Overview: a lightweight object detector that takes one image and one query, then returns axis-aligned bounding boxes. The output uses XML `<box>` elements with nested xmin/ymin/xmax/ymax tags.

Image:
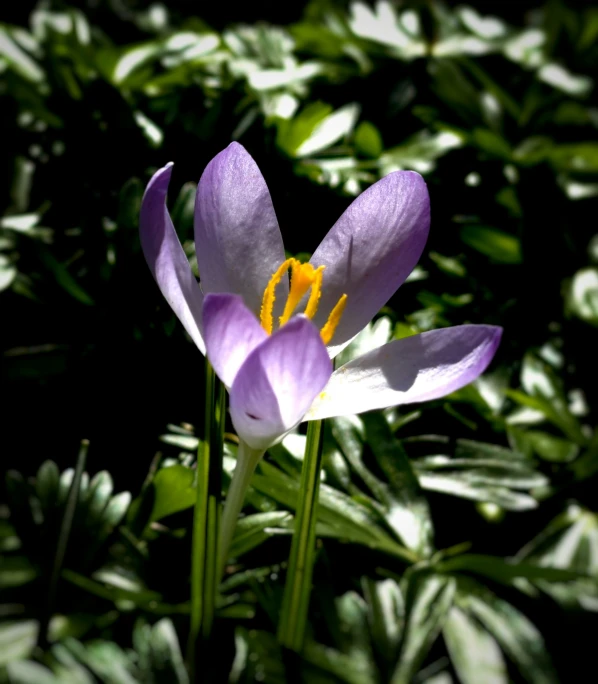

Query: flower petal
<box><xmin>230</xmin><ymin>316</ymin><xmax>332</xmax><ymax>450</ymax></box>
<box><xmin>194</xmin><ymin>142</ymin><xmax>287</xmax><ymax>316</ymax></box>
<box><xmin>140</xmin><ymin>163</ymin><xmax>205</xmax><ymax>353</ymax></box>
<box><xmin>310</xmin><ymin>171</ymin><xmax>430</xmax><ymax>355</ymax></box>
<box><xmin>307</xmin><ymin>325</ymin><xmax>502</xmax><ymax>420</ymax></box>
<box><xmin>203</xmin><ymin>293</ymin><xmax>268</xmax><ymax>388</ymax></box>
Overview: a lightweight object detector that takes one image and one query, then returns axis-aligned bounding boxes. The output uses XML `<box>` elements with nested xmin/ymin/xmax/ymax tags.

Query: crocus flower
<box><xmin>140</xmin><ymin>142</ymin><xmax>502</xmax><ymax>565</ymax></box>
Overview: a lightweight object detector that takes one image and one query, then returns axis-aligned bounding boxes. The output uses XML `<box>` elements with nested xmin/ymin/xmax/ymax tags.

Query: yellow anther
<box><xmin>304</xmin><ymin>266</ymin><xmax>325</xmax><ymax>319</ymax></box>
<box><xmin>320</xmin><ymin>294</ymin><xmax>348</xmax><ymax>345</ymax></box>
<box><xmin>279</xmin><ymin>262</ymin><xmax>321</xmax><ymax>327</ymax></box>
<box><xmin>260</xmin><ymin>258</ymin><xmax>294</xmax><ymax>334</ymax></box>
<box><xmin>260</xmin><ymin>258</ymin><xmax>346</xmax><ymax>343</ymax></box>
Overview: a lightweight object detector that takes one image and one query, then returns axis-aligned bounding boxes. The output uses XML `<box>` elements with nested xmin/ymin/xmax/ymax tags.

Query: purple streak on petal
<box><xmin>230</xmin><ymin>316</ymin><xmax>332</xmax><ymax>450</ymax></box>
<box><xmin>194</xmin><ymin>142</ymin><xmax>287</xmax><ymax>316</ymax></box>
<box><xmin>309</xmin><ymin>171</ymin><xmax>430</xmax><ymax>350</ymax></box>
<box><xmin>203</xmin><ymin>293</ymin><xmax>268</xmax><ymax>388</ymax></box>
<box><xmin>307</xmin><ymin>325</ymin><xmax>502</xmax><ymax>420</ymax></box>
<box><xmin>140</xmin><ymin>163</ymin><xmax>205</xmax><ymax>353</ymax></box>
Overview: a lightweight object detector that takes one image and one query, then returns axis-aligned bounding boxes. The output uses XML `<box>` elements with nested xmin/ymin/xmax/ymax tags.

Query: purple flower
<box><xmin>140</xmin><ymin>142</ymin><xmax>501</xmax><ymax>450</ymax></box>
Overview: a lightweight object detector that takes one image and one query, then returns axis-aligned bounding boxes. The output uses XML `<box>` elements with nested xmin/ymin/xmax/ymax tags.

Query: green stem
<box><xmin>38</xmin><ymin>439</ymin><xmax>89</xmax><ymax>647</ymax></box>
<box><xmin>187</xmin><ymin>360</ymin><xmax>225</xmax><ymax>676</ymax></box>
<box><xmin>277</xmin><ymin>419</ymin><xmax>324</xmax><ymax>652</ymax></box>
<box><xmin>202</xmin><ymin>376</ymin><xmax>225</xmax><ymax>639</ymax></box>
<box><xmin>218</xmin><ymin>440</ymin><xmax>264</xmax><ymax>579</ymax></box>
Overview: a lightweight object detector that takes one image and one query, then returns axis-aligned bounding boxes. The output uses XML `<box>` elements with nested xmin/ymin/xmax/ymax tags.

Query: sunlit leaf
<box><xmin>443</xmin><ymin>606</ymin><xmax>508</xmax><ymax>684</ymax></box>
<box><xmin>0</xmin><ymin>621</ymin><xmax>37</xmax><ymax>666</ymax></box>
<box><xmin>460</xmin><ymin>225</ymin><xmax>522</xmax><ymax>264</ymax></box>
<box><xmin>391</xmin><ymin>573</ymin><xmax>456</xmax><ymax>684</ymax></box>
<box><xmin>151</xmin><ymin>465</ymin><xmax>196</xmax><ymax>523</ymax></box>
<box><xmin>461</xmin><ymin>583</ymin><xmax>557</xmax><ymax>684</ymax></box>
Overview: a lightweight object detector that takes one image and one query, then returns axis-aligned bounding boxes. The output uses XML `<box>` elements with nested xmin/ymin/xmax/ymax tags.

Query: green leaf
<box><xmin>0</xmin><ymin>27</ymin><xmax>45</xmax><ymax>83</ymax></box>
<box><xmin>229</xmin><ymin>511</ymin><xmax>293</xmax><ymax>558</ymax></box>
<box><xmin>303</xmin><ymin>640</ymin><xmax>377</xmax><ymax>684</ymax></box>
<box><xmin>159</xmin><ymin>433</ymin><xmax>200</xmax><ymax>451</ymax></box>
<box><xmin>461</xmin><ymin>584</ymin><xmax>557</xmax><ymax>684</ymax></box>
<box><xmin>170</xmin><ymin>182</ymin><xmax>197</xmax><ymax>237</ymax></box>
<box><xmin>567</xmin><ymin>267</ymin><xmax>598</xmax><ymax>325</ymax></box>
<box><xmin>134</xmin><ymin>618</ymin><xmax>189</xmax><ymax>684</ymax></box>
<box><xmin>550</xmin><ymin>143</ymin><xmax>598</xmax><ymax>175</ymax></box>
<box><xmin>525</xmin><ymin>431</ymin><xmax>579</xmax><ymax>463</ymax></box>
<box><xmin>537</xmin><ymin>63</ymin><xmax>592</xmax><ymax>97</ymax></box>
<box><xmin>428</xmin><ymin>252</ymin><xmax>467</xmax><ymax>278</ymax></box>
<box><xmin>286</xmin><ymin>103</ymin><xmax>360</xmax><ymax>158</ymax></box>
<box><xmin>252</xmin><ymin>460</ymin><xmax>416</xmax><ymax>562</ymax></box>
<box><xmin>414</xmin><ymin>456</ymin><xmax>547</xmax><ymax>489</ymax></box>
<box><xmin>116</xmin><ymin>178</ymin><xmax>143</xmax><ymax>232</ymax></box>
<box><xmin>0</xmin><ymin>255</ymin><xmax>17</xmax><ymax>291</ymax></box>
<box><xmin>98</xmin><ymin>492</ymin><xmax>131</xmax><ymax>536</ymax></box>
<box><xmin>363</xmin><ymin>413</ymin><xmax>434</xmax><ymax>555</ymax></box>
<box><xmin>363</xmin><ymin>578</ymin><xmax>404</xmax><ymax>667</ymax></box>
<box><xmin>330</xmin><ymin>415</ymin><xmax>391</xmax><ymax>503</ymax></box>
<box><xmin>150</xmin><ymin>465</ymin><xmax>196</xmax><ymax>523</ymax></box>
<box><xmin>391</xmin><ymin>573</ymin><xmax>456</xmax><ymax>684</ymax></box>
<box><xmin>516</xmin><ymin>506</ymin><xmax>598</xmax><ymax>609</ymax></box>
<box><xmin>506</xmin><ymin>389</ymin><xmax>586</xmax><ymax>445</ymax></box>
<box><xmin>336</xmin><ymin>316</ymin><xmax>392</xmax><ymax>366</ymax></box>
<box><xmin>35</xmin><ymin>460</ymin><xmax>60</xmax><ymax>509</ymax></box>
<box><xmin>0</xmin><ymin>620</ymin><xmax>37</xmax><ymax>666</ymax></box>
<box><xmin>84</xmin><ymin>470</ymin><xmax>114</xmax><ymax>520</ymax></box>
<box><xmin>6</xmin><ymin>660</ymin><xmax>59</xmax><ymax>684</ymax></box>
<box><xmin>354</xmin><ymin>121</ymin><xmax>383</xmax><ymax>158</ymax></box>
<box><xmin>62</xmin><ymin>569</ymin><xmax>177</xmax><ymax>615</ymax></box>
<box><xmin>37</xmin><ymin>246</ymin><xmax>94</xmax><ymax>305</ymax></box>
<box><xmin>64</xmin><ymin>638</ymin><xmax>138</xmax><ymax>684</ymax></box>
<box><xmin>417</xmin><ymin>472</ymin><xmax>538</xmax><ymax>510</ymax></box>
<box><xmin>380</xmin><ymin>130</ymin><xmax>464</xmax><ymax>175</ymax></box>
<box><xmin>50</xmin><ymin>642</ymin><xmax>98</xmax><ymax>684</ymax></box>
<box><xmin>229</xmin><ymin>628</ymin><xmax>286</xmax><ymax>684</ymax></box>
<box><xmin>443</xmin><ymin>606</ymin><xmax>508</xmax><ymax>684</ymax></box>
<box><xmin>472</xmin><ymin>128</ymin><xmax>512</xmax><ymax>160</ymax></box>
<box><xmin>0</xmin><ymin>556</ymin><xmax>37</xmax><ymax>588</ymax></box>
<box><xmin>460</xmin><ymin>225</ymin><xmax>522</xmax><ymax>264</ymax></box>
<box><xmin>438</xmin><ymin>553</ymin><xmax>584</xmax><ymax>584</ymax></box>
<box><xmin>277</xmin><ymin>101</ymin><xmax>332</xmax><ymax>156</ymax></box>
<box><xmin>111</xmin><ymin>42</ymin><xmax>161</xmax><ymax>85</ymax></box>
<box><xmin>458</xmin><ymin>439</ymin><xmax>531</xmax><ymax>463</ymax></box>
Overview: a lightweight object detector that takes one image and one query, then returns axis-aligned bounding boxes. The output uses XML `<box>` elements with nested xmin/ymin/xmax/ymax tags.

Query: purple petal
<box><xmin>140</xmin><ymin>163</ymin><xmax>205</xmax><ymax>353</ymax></box>
<box><xmin>230</xmin><ymin>317</ymin><xmax>332</xmax><ymax>450</ymax></box>
<box><xmin>310</xmin><ymin>171</ymin><xmax>430</xmax><ymax>354</ymax></box>
<box><xmin>203</xmin><ymin>293</ymin><xmax>268</xmax><ymax>388</ymax></box>
<box><xmin>307</xmin><ymin>325</ymin><xmax>502</xmax><ymax>420</ymax></box>
<box><xmin>194</xmin><ymin>142</ymin><xmax>287</xmax><ymax>316</ymax></box>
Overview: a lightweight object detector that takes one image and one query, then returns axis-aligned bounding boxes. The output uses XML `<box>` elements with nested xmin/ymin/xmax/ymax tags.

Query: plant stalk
<box><xmin>277</xmin><ymin>419</ymin><xmax>324</xmax><ymax>652</ymax></box>
<box><xmin>218</xmin><ymin>440</ymin><xmax>264</xmax><ymax>579</ymax></box>
<box><xmin>188</xmin><ymin>360</ymin><xmax>225</xmax><ymax>676</ymax></box>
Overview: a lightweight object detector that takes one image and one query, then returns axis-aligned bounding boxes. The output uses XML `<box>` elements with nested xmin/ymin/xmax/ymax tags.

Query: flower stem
<box><xmin>218</xmin><ymin>440</ymin><xmax>264</xmax><ymax>579</ymax></box>
<box><xmin>188</xmin><ymin>359</ymin><xmax>225</xmax><ymax>676</ymax></box>
<box><xmin>277</xmin><ymin>419</ymin><xmax>324</xmax><ymax>652</ymax></box>
<box><xmin>38</xmin><ymin>439</ymin><xmax>89</xmax><ymax>648</ymax></box>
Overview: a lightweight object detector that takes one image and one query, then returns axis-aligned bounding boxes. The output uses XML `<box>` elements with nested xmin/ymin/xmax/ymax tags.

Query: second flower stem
<box><xmin>218</xmin><ymin>440</ymin><xmax>264</xmax><ymax>579</ymax></box>
<box><xmin>277</xmin><ymin>419</ymin><xmax>324</xmax><ymax>652</ymax></box>
<box><xmin>188</xmin><ymin>360</ymin><xmax>225</xmax><ymax>677</ymax></box>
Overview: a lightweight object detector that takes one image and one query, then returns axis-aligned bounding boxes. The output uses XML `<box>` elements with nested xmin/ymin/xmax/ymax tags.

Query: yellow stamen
<box><xmin>304</xmin><ymin>266</ymin><xmax>325</xmax><ymax>319</ymax></box>
<box><xmin>260</xmin><ymin>258</ymin><xmax>294</xmax><ymax>334</ymax></box>
<box><xmin>279</xmin><ymin>262</ymin><xmax>322</xmax><ymax>327</ymax></box>
<box><xmin>320</xmin><ymin>294</ymin><xmax>348</xmax><ymax>345</ymax></box>
<box><xmin>260</xmin><ymin>258</ymin><xmax>347</xmax><ymax>344</ymax></box>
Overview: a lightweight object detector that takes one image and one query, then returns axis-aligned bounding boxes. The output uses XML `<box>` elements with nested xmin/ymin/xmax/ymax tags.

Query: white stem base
<box><xmin>218</xmin><ymin>440</ymin><xmax>264</xmax><ymax>578</ymax></box>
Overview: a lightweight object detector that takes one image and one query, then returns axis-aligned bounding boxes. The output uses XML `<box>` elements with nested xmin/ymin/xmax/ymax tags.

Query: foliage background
<box><xmin>1</xmin><ymin>0</ymin><xmax>597</xmax><ymax>682</ymax></box>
